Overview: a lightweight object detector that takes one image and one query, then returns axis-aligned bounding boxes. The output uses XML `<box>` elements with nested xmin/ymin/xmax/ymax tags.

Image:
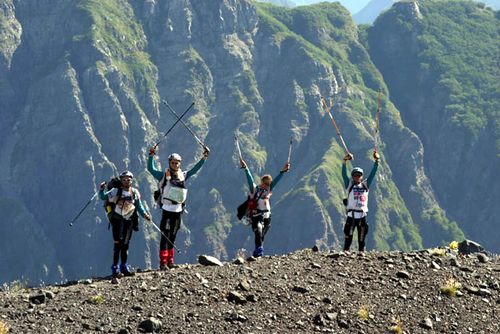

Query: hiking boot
<box><xmin>159</xmin><ymin>263</ymin><xmax>168</xmax><ymax>271</ymax></box>
<box><xmin>111</xmin><ymin>265</ymin><xmax>123</xmax><ymax>278</ymax></box>
<box><xmin>253</xmin><ymin>246</ymin><xmax>264</xmax><ymax>258</ymax></box>
<box><xmin>120</xmin><ymin>263</ymin><xmax>135</xmax><ymax>277</ymax></box>
<box><xmin>167</xmin><ymin>263</ymin><xmax>178</xmax><ymax>269</ymax></box>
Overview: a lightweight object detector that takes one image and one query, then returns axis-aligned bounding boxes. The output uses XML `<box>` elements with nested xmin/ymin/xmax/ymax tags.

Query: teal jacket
<box><xmin>342</xmin><ymin>160</ymin><xmax>379</xmax><ymax>189</ymax></box>
<box><xmin>147</xmin><ymin>155</ymin><xmax>206</xmax><ymax>182</ymax></box>
<box><xmin>244</xmin><ymin>167</ymin><xmax>284</xmax><ymax>193</ymax></box>
<box><xmin>99</xmin><ymin>187</ymin><xmax>147</xmax><ymax>217</ymax></box>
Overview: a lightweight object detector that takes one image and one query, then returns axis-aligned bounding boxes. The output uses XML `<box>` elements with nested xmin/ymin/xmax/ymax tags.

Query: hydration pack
<box><xmin>236</xmin><ymin>188</ymin><xmax>265</xmax><ymax>220</ymax></box>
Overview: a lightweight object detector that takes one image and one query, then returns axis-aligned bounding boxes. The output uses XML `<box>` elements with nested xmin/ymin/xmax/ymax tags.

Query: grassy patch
<box><xmin>388</xmin><ymin>318</ymin><xmax>404</xmax><ymax>334</ymax></box>
<box><xmin>357</xmin><ymin>304</ymin><xmax>370</xmax><ymax>321</ymax></box>
<box><xmin>0</xmin><ymin>321</ymin><xmax>9</xmax><ymax>334</ymax></box>
<box><xmin>429</xmin><ymin>247</ymin><xmax>447</xmax><ymax>256</ymax></box>
<box><xmin>440</xmin><ymin>278</ymin><xmax>461</xmax><ymax>297</ymax></box>
<box><xmin>87</xmin><ymin>294</ymin><xmax>105</xmax><ymax>305</ymax></box>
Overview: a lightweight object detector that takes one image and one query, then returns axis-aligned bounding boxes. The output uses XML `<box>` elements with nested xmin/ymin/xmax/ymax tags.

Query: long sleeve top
<box><xmin>147</xmin><ymin>156</ymin><xmax>206</xmax><ymax>182</ymax></box>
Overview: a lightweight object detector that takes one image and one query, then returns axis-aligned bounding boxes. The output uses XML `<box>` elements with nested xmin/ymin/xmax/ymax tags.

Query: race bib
<box><xmin>164</xmin><ymin>186</ymin><xmax>188</xmax><ymax>203</ymax></box>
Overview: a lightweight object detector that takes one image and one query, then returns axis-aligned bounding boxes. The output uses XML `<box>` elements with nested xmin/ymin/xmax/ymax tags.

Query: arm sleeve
<box><xmin>244</xmin><ymin>168</ymin><xmax>256</xmax><ymax>193</ymax></box>
<box><xmin>147</xmin><ymin>156</ymin><xmax>164</xmax><ymax>181</ymax></box>
<box><xmin>99</xmin><ymin>190</ymin><xmax>107</xmax><ymax>201</ymax></box>
<box><xmin>99</xmin><ymin>188</ymin><xmax>115</xmax><ymax>201</ymax></box>
<box><xmin>270</xmin><ymin>171</ymin><xmax>284</xmax><ymax>190</ymax></box>
<box><xmin>186</xmin><ymin>158</ymin><xmax>206</xmax><ymax>180</ymax></box>
<box><xmin>135</xmin><ymin>198</ymin><xmax>147</xmax><ymax>217</ymax></box>
<box><xmin>366</xmin><ymin>160</ymin><xmax>379</xmax><ymax>188</ymax></box>
<box><xmin>342</xmin><ymin>163</ymin><xmax>350</xmax><ymax>189</ymax></box>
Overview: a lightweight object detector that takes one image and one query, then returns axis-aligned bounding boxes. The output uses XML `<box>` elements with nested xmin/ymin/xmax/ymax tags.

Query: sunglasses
<box><xmin>352</xmin><ymin>174</ymin><xmax>362</xmax><ymax>177</ymax></box>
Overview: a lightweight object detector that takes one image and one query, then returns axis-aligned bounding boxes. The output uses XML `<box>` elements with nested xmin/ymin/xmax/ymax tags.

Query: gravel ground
<box><xmin>0</xmin><ymin>248</ymin><xmax>498</xmax><ymax>333</ymax></box>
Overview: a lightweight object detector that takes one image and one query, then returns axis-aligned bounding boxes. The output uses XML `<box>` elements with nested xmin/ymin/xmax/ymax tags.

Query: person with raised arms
<box><xmin>148</xmin><ymin>147</ymin><xmax>209</xmax><ymax>269</ymax></box>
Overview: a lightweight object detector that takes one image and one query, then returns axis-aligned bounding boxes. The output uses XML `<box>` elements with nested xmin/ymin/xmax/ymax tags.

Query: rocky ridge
<box><xmin>1</xmin><ymin>248</ymin><xmax>498</xmax><ymax>333</ymax></box>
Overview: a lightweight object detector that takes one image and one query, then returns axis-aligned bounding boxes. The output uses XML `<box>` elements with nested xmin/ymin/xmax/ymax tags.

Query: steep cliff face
<box><xmin>367</xmin><ymin>0</ymin><xmax>499</xmax><ymax>251</ymax></box>
<box><xmin>0</xmin><ymin>0</ymin><xmax>468</xmax><ymax>284</ymax></box>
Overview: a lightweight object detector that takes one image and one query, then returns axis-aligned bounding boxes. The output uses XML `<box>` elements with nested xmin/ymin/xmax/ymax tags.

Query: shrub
<box><xmin>87</xmin><ymin>294</ymin><xmax>105</xmax><ymax>305</ymax></box>
<box><xmin>357</xmin><ymin>304</ymin><xmax>370</xmax><ymax>321</ymax></box>
<box><xmin>440</xmin><ymin>278</ymin><xmax>461</xmax><ymax>297</ymax></box>
<box><xmin>0</xmin><ymin>321</ymin><xmax>9</xmax><ymax>334</ymax></box>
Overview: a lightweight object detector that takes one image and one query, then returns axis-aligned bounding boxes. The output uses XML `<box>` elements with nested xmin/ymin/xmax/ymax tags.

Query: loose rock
<box><xmin>198</xmin><ymin>255</ymin><xmax>223</xmax><ymax>267</ymax></box>
<box><xmin>138</xmin><ymin>317</ymin><xmax>162</xmax><ymax>333</ymax></box>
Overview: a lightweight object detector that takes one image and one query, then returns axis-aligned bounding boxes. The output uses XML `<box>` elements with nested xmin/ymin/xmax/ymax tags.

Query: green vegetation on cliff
<box><xmin>368</xmin><ymin>0</ymin><xmax>498</xmax><ymax>251</ymax></box>
<box><xmin>77</xmin><ymin>0</ymin><xmax>158</xmax><ymax>101</ymax></box>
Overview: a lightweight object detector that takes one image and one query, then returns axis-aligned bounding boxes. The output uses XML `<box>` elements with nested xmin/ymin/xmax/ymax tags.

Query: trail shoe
<box><xmin>111</xmin><ymin>265</ymin><xmax>123</xmax><ymax>278</ymax></box>
<box><xmin>120</xmin><ymin>263</ymin><xmax>135</xmax><ymax>277</ymax></box>
<box><xmin>253</xmin><ymin>246</ymin><xmax>264</xmax><ymax>258</ymax></box>
<box><xmin>159</xmin><ymin>263</ymin><xmax>168</xmax><ymax>271</ymax></box>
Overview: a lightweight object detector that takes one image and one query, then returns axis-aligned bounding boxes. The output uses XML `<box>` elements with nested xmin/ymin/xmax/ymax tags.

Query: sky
<box><xmin>293</xmin><ymin>0</ymin><xmax>372</xmax><ymax>13</ymax></box>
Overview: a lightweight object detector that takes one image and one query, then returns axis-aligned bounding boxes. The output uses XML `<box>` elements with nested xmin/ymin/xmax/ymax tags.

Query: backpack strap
<box><xmin>347</xmin><ymin>181</ymin><xmax>368</xmax><ymax>195</ymax></box>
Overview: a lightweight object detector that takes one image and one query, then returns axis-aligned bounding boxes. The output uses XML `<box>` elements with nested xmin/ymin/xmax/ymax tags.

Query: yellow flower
<box><xmin>449</xmin><ymin>241</ymin><xmax>458</xmax><ymax>252</ymax></box>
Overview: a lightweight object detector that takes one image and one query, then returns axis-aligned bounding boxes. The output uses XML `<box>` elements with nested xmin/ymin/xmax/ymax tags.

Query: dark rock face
<box><xmin>2</xmin><ymin>0</ymin><xmax>494</xmax><ymax>285</ymax></box>
<box><xmin>458</xmin><ymin>240</ymin><xmax>485</xmax><ymax>255</ymax></box>
<box><xmin>1</xmin><ymin>249</ymin><xmax>499</xmax><ymax>333</ymax></box>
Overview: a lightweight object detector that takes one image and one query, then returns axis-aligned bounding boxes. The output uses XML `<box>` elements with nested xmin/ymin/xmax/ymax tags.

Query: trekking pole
<box><xmin>287</xmin><ymin>136</ymin><xmax>293</xmax><ymax>164</ymax></box>
<box><xmin>374</xmin><ymin>90</ymin><xmax>381</xmax><ymax>152</ymax></box>
<box><xmin>153</xmin><ymin>102</ymin><xmax>195</xmax><ymax>150</ymax></box>
<box><xmin>235</xmin><ymin>134</ymin><xmax>245</xmax><ymax>168</ymax></box>
<box><xmin>68</xmin><ymin>190</ymin><xmax>99</xmax><ymax>227</ymax></box>
<box><xmin>320</xmin><ymin>97</ymin><xmax>352</xmax><ymax>158</ymax></box>
<box><xmin>162</xmin><ymin>99</ymin><xmax>210</xmax><ymax>152</ymax></box>
<box><xmin>147</xmin><ymin>218</ymin><xmax>182</xmax><ymax>253</ymax></box>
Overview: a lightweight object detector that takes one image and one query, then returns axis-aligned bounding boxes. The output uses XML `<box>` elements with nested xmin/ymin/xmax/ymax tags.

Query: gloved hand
<box><xmin>240</xmin><ymin>158</ymin><xmax>247</xmax><ymax>169</ymax></box>
<box><xmin>343</xmin><ymin>153</ymin><xmax>354</xmax><ymax>161</ymax></box>
<box><xmin>149</xmin><ymin>146</ymin><xmax>156</xmax><ymax>156</ymax></box>
<box><xmin>373</xmin><ymin>150</ymin><xmax>380</xmax><ymax>161</ymax></box>
<box><xmin>144</xmin><ymin>213</ymin><xmax>151</xmax><ymax>222</ymax></box>
<box><xmin>281</xmin><ymin>162</ymin><xmax>290</xmax><ymax>173</ymax></box>
<box><xmin>203</xmin><ymin>146</ymin><xmax>210</xmax><ymax>159</ymax></box>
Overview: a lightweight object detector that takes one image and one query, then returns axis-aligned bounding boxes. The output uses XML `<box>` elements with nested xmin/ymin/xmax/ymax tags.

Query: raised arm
<box><xmin>186</xmin><ymin>158</ymin><xmax>206</xmax><ymax>180</ymax></box>
<box><xmin>342</xmin><ymin>153</ymin><xmax>353</xmax><ymax>189</ymax></box>
<box><xmin>147</xmin><ymin>155</ymin><xmax>164</xmax><ymax>181</ymax></box>
<box><xmin>366</xmin><ymin>160</ymin><xmax>379</xmax><ymax>188</ymax></box>
<box><xmin>270</xmin><ymin>162</ymin><xmax>290</xmax><ymax>190</ymax></box>
<box><xmin>185</xmin><ymin>147</ymin><xmax>209</xmax><ymax>180</ymax></box>
<box><xmin>240</xmin><ymin>158</ymin><xmax>255</xmax><ymax>192</ymax></box>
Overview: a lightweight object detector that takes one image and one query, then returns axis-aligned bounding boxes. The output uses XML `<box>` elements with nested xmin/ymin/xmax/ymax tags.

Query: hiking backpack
<box><xmin>104</xmin><ymin>177</ymin><xmax>139</xmax><ymax>231</ymax></box>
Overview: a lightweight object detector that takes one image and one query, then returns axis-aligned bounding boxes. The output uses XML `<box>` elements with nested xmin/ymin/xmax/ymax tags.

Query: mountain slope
<box><xmin>1</xmin><ymin>249</ymin><xmax>499</xmax><ymax>333</ymax></box>
<box><xmin>0</xmin><ymin>0</ymin><xmax>476</xmax><ymax>285</ymax></box>
<box><xmin>367</xmin><ymin>0</ymin><xmax>499</xmax><ymax>251</ymax></box>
